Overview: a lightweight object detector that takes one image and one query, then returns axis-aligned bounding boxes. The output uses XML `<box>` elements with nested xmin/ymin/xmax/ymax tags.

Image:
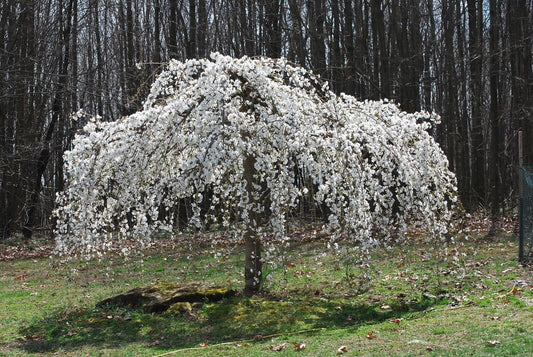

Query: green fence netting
<box><xmin>519</xmin><ymin>164</ymin><xmax>533</xmax><ymax>263</ymax></box>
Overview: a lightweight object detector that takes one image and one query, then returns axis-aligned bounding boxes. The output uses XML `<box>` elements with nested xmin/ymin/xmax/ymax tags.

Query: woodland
<box><xmin>1</xmin><ymin>0</ymin><xmax>532</xmax><ymax>240</ymax></box>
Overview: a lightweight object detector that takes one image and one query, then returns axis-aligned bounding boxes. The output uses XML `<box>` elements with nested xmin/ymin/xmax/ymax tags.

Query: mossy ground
<box><xmin>0</xmin><ymin>230</ymin><xmax>531</xmax><ymax>356</ymax></box>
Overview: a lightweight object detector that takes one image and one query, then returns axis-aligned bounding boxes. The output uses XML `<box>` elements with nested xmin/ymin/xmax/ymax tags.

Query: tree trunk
<box><xmin>187</xmin><ymin>0</ymin><xmax>197</xmax><ymax>58</ymax></box>
<box><xmin>197</xmin><ymin>0</ymin><xmax>207</xmax><ymax>58</ymax></box>
<box><xmin>489</xmin><ymin>0</ymin><xmax>501</xmax><ymax>216</ymax></box>
<box><xmin>422</xmin><ymin>0</ymin><xmax>436</xmax><ymax>111</ymax></box>
<box><xmin>343</xmin><ymin>0</ymin><xmax>355</xmax><ymax>95</ymax></box>
<box><xmin>468</xmin><ymin>0</ymin><xmax>484</xmax><ymax>207</ymax></box>
<box><xmin>455</xmin><ymin>0</ymin><xmax>469</xmax><ymax>206</ymax></box>
<box><xmin>370</xmin><ymin>0</ymin><xmax>389</xmax><ymax>99</ymax></box>
<box><xmin>243</xmin><ymin>154</ymin><xmax>262</xmax><ymax>297</ymax></box>
<box><xmin>330</xmin><ymin>0</ymin><xmax>342</xmax><ymax>93</ymax></box>
<box><xmin>168</xmin><ymin>0</ymin><xmax>179</xmax><ymax>58</ymax></box>
<box><xmin>288</xmin><ymin>0</ymin><xmax>306</xmax><ymax>66</ymax></box>
<box><xmin>308</xmin><ymin>0</ymin><xmax>326</xmax><ymax>77</ymax></box>
<box><xmin>263</xmin><ymin>0</ymin><xmax>281</xmax><ymax>58</ymax></box>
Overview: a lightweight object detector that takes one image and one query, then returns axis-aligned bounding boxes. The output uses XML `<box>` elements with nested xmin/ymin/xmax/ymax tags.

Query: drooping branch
<box><xmin>55</xmin><ymin>54</ymin><xmax>457</xmax><ymax>294</ymax></box>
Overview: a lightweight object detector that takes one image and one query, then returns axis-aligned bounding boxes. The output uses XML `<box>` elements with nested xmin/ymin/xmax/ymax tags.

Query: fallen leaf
<box><xmin>389</xmin><ymin>318</ymin><xmax>403</xmax><ymax>325</ymax></box>
<box><xmin>199</xmin><ymin>341</ymin><xmax>208</xmax><ymax>347</ymax></box>
<box><xmin>426</xmin><ymin>346</ymin><xmax>434</xmax><ymax>351</ymax></box>
<box><xmin>292</xmin><ymin>342</ymin><xmax>306</xmax><ymax>350</ymax></box>
<box><xmin>149</xmin><ymin>340</ymin><xmax>160</xmax><ymax>346</ymax></box>
<box><xmin>366</xmin><ymin>331</ymin><xmax>376</xmax><ymax>339</ymax></box>
<box><xmin>490</xmin><ymin>316</ymin><xmax>501</xmax><ymax>320</ymax></box>
<box><xmin>337</xmin><ymin>345</ymin><xmax>348</xmax><ymax>354</ymax></box>
<box><xmin>486</xmin><ymin>340</ymin><xmax>501</xmax><ymax>346</ymax></box>
<box><xmin>269</xmin><ymin>343</ymin><xmax>287</xmax><ymax>351</ymax></box>
<box><xmin>380</xmin><ymin>305</ymin><xmax>391</xmax><ymax>310</ymax></box>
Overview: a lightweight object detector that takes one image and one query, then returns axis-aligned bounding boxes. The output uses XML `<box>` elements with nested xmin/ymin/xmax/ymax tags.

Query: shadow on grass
<box><xmin>18</xmin><ymin>294</ymin><xmax>443</xmax><ymax>354</ymax></box>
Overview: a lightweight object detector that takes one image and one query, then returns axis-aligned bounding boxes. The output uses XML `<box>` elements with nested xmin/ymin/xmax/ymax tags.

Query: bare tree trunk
<box><xmin>187</xmin><ymin>0</ymin><xmax>197</xmax><ymax>58</ymax></box>
<box><xmin>455</xmin><ymin>0</ymin><xmax>469</xmax><ymax>206</ymax></box>
<box><xmin>168</xmin><ymin>0</ymin><xmax>179</xmax><ymax>58</ymax></box>
<box><xmin>468</xmin><ymin>0</ymin><xmax>484</xmax><ymax>207</ymax></box>
<box><xmin>396</xmin><ymin>0</ymin><xmax>421</xmax><ymax>113</ymax></box>
<box><xmin>330</xmin><ymin>0</ymin><xmax>342</xmax><ymax>93</ymax></box>
<box><xmin>288</xmin><ymin>0</ymin><xmax>306</xmax><ymax>66</ymax></box>
<box><xmin>422</xmin><ymin>0</ymin><xmax>436</xmax><ymax>112</ymax></box>
<box><xmin>370</xmin><ymin>0</ymin><xmax>389</xmax><ymax>99</ymax></box>
<box><xmin>197</xmin><ymin>0</ymin><xmax>207</xmax><ymax>58</ymax></box>
<box><xmin>0</xmin><ymin>1</ymin><xmax>13</xmax><ymax>238</ymax></box>
<box><xmin>343</xmin><ymin>0</ymin><xmax>356</xmax><ymax>95</ymax></box>
<box><xmin>489</xmin><ymin>0</ymin><xmax>501</xmax><ymax>216</ymax></box>
<box><xmin>355</xmin><ymin>0</ymin><xmax>370</xmax><ymax>98</ymax></box>
<box><xmin>263</xmin><ymin>0</ymin><xmax>281</xmax><ymax>58</ymax></box>
<box><xmin>308</xmin><ymin>0</ymin><xmax>326</xmax><ymax>77</ymax></box>
<box><xmin>442</xmin><ymin>0</ymin><xmax>458</xmax><ymax>176</ymax></box>
<box><xmin>239</xmin><ymin>0</ymin><xmax>255</xmax><ymax>56</ymax></box>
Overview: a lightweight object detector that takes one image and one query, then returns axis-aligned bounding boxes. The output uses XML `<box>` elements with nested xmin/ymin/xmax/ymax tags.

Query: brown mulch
<box><xmin>462</xmin><ymin>213</ymin><xmax>517</xmax><ymax>234</ymax></box>
<box><xmin>0</xmin><ymin>244</ymin><xmax>55</xmax><ymax>261</ymax></box>
<box><xmin>0</xmin><ymin>214</ymin><xmax>518</xmax><ymax>262</ymax></box>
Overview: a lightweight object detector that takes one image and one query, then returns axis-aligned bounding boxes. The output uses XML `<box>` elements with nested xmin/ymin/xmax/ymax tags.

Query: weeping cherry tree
<box><xmin>54</xmin><ymin>53</ymin><xmax>457</xmax><ymax>296</ymax></box>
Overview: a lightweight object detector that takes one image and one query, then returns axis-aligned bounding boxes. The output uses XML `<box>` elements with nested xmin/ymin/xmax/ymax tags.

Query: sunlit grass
<box><xmin>0</xmin><ymin>231</ymin><xmax>531</xmax><ymax>356</ymax></box>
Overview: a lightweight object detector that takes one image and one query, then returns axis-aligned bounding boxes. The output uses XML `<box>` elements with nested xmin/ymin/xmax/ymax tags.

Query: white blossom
<box><xmin>54</xmin><ymin>53</ymin><xmax>457</xmax><ymax>260</ymax></box>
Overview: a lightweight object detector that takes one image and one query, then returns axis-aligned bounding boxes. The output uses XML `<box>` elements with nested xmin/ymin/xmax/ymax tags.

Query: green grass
<box><xmin>0</xmin><ymin>231</ymin><xmax>531</xmax><ymax>356</ymax></box>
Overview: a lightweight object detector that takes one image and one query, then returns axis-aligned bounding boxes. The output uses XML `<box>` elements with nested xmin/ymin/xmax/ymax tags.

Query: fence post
<box><xmin>518</xmin><ymin>131</ymin><xmax>524</xmax><ymax>262</ymax></box>
<box><xmin>519</xmin><ymin>131</ymin><xmax>523</xmax><ymax>196</ymax></box>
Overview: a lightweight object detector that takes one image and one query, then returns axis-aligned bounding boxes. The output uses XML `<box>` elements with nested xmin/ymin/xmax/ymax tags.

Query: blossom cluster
<box><xmin>54</xmin><ymin>53</ymin><xmax>457</xmax><ymax>259</ymax></box>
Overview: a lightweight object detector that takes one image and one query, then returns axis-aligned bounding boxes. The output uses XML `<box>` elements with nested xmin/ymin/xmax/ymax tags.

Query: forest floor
<box><xmin>0</xmin><ymin>215</ymin><xmax>531</xmax><ymax>356</ymax></box>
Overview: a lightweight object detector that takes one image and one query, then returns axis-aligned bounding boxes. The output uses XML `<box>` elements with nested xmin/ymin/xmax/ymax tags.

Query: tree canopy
<box><xmin>54</xmin><ymin>54</ymin><xmax>456</xmax><ymax>294</ymax></box>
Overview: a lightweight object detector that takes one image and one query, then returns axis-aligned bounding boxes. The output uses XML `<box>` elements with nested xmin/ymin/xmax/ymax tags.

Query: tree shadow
<box><xmin>18</xmin><ymin>294</ymin><xmax>443</xmax><ymax>354</ymax></box>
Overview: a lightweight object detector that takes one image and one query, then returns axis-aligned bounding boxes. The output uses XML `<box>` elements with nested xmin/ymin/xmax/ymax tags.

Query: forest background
<box><xmin>1</xmin><ymin>0</ymin><xmax>532</xmax><ymax>240</ymax></box>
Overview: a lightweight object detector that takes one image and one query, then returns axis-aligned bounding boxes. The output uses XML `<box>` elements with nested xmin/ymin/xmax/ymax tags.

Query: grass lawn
<box><xmin>0</xmin><ymin>229</ymin><xmax>531</xmax><ymax>356</ymax></box>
